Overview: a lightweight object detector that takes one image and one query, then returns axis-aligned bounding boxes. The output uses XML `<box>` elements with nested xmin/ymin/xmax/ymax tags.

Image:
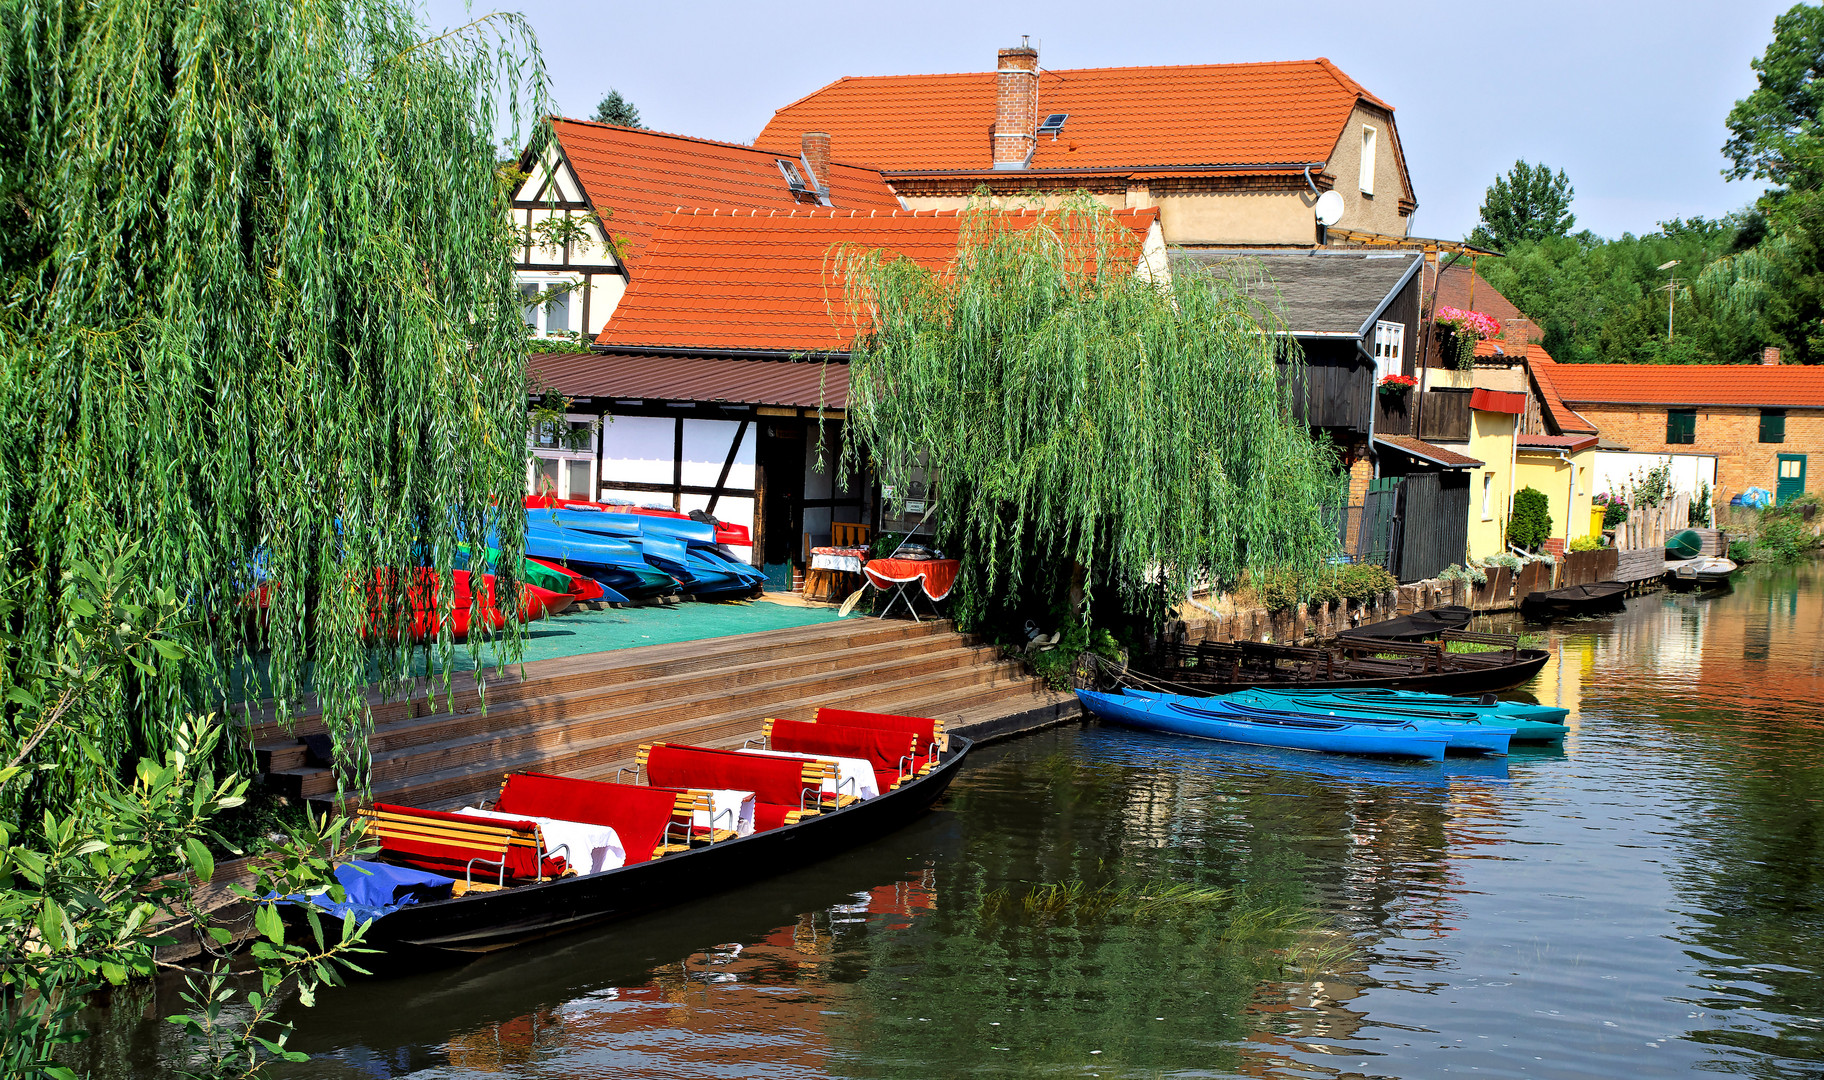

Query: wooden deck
<box><xmin>246</xmin><ymin>618</ymin><xmax>1077</xmax><ymax>810</ymax></box>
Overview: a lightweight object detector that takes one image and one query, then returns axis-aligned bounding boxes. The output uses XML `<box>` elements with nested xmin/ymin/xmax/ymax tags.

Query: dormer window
<box><xmin>1038</xmin><ymin>113</ymin><xmax>1068</xmax><ymax>138</ymax></box>
<box><xmin>776</xmin><ymin>159</ymin><xmax>811</xmax><ymax>195</ymax></box>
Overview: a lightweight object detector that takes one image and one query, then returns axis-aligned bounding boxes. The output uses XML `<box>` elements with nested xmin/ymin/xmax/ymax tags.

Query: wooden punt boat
<box><xmin>1078</xmin><ymin>689</ymin><xmax>1449</xmax><ymax>759</ymax></box>
<box><xmin>1132</xmin><ymin>631</ymin><xmax>1549</xmax><ymax>697</ymax></box>
<box><xmin>1333</xmin><ymin>604</ymin><xmax>1473</xmax><ymax>642</ymax></box>
<box><xmin>1519</xmin><ymin>581</ymin><xmax>1629</xmax><ymax>618</ymax></box>
<box><xmin>281</xmin><ymin>736</ymin><xmax>970</xmax><ymax>963</ymax></box>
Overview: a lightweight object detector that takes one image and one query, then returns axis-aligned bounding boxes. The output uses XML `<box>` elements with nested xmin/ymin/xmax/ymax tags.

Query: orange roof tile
<box><xmin>755</xmin><ymin>58</ymin><xmax>1388</xmax><ymax>176</ymax></box>
<box><xmin>538</xmin><ymin>118</ymin><xmax>903</xmax><ymax>265</ymax></box>
<box><xmin>1545</xmin><ymin>362</ymin><xmax>1824</xmax><ymax>410</ymax></box>
<box><xmin>593</xmin><ymin>207</ymin><xmax>1159</xmax><ymax>355</ymax></box>
<box><xmin>1523</xmin><ymin>349</ymin><xmax>1600</xmax><ymax>435</ymax></box>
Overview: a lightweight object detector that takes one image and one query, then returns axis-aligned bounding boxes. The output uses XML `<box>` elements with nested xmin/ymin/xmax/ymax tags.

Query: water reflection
<box><xmin>81</xmin><ymin>563</ymin><xmax>1824</xmax><ymax>1079</ymax></box>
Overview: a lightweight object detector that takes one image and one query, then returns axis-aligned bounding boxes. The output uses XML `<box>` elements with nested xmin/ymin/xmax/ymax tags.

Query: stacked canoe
<box><xmin>1077</xmin><ymin>685</ymin><xmax>1569</xmax><ymax>760</ymax></box>
<box><xmin>520</xmin><ymin>500</ymin><xmax>765</xmax><ymax>605</ymax></box>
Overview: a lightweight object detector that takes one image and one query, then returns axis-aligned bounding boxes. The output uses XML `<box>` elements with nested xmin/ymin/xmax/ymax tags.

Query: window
<box><xmin>1761</xmin><ymin>409</ymin><xmax>1787</xmax><ymax>443</ymax></box>
<box><xmin>1373</xmin><ymin>320</ymin><xmax>1404</xmax><ymax>382</ymax></box>
<box><xmin>1482</xmin><ymin>471</ymin><xmax>1495</xmax><ymax>520</ymax></box>
<box><xmin>1666</xmin><ymin>408</ymin><xmax>1697</xmax><ymax>445</ymax></box>
<box><xmin>527</xmin><ymin>415</ymin><xmax>597</xmax><ymax>501</ymax></box>
<box><xmin>517</xmin><ymin>276</ymin><xmax>579</xmax><ymax>338</ymax></box>
<box><xmin>1360</xmin><ymin>125</ymin><xmax>1377</xmax><ymax>195</ymax></box>
<box><xmin>776</xmin><ymin>159</ymin><xmax>809</xmax><ymax>194</ymax></box>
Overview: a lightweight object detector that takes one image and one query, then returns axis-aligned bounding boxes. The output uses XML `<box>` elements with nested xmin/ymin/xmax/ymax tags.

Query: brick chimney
<box><xmin>1763</xmin><ymin>346</ymin><xmax>1782</xmax><ymax>366</ymax></box>
<box><xmin>1502</xmin><ymin>318</ymin><xmax>1532</xmax><ymax>355</ymax></box>
<box><xmin>800</xmin><ymin>131</ymin><xmax>831</xmax><ymax>192</ymax></box>
<box><xmin>992</xmin><ymin>38</ymin><xmax>1039</xmax><ymax>170</ymax></box>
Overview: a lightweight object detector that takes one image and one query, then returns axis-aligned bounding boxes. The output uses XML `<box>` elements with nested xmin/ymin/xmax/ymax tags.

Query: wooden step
<box><xmin>270</xmin><ymin>648</ymin><xmax>1038</xmax><ymax>802</ymax></box>
<box><xmin>244</xmin><ymin>616</ymin><xmax>954</xmax><ymax>743</ymax></box>
<box><xmin>255</xmin><ymin>632</ymin><xmax>987</xmax><ymax>772</ymax></box>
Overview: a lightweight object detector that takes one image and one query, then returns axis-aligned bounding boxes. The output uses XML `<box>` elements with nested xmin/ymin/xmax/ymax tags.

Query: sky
<box><xmin>425</xmin><ymin>0</ymin><xmax>1798</xmax><ymax>241</ymax></box>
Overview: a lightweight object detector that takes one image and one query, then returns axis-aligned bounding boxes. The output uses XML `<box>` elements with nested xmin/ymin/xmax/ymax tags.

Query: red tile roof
<box><xmin>1373</xmin><ymin>435</ymin><xmax>1484</xmax><ymax>469</ymax></box>
<box><xmin>1546</xmin><ymin>362</ymin><xmax>1824</xmax><ymax>409</ymax></box>
<box><xmin>1523</xmin><ymin>350</ymin><xmax>1599</xmax><ymax>435</ymax></box>
<box><xmin>1518</xmin><ymin>433</ymin><xmax>1599</xmax><ymax>453</ymax></box>
<box><xmin>528</xmin><ymin>352</ymin><xmax>848</xmax><ymax>409</ymax></box>
<box><xmin>538</xmin><ymin>118</ymin><xmax>903</xmax><ymax>265</ymax></box>
<box><xmin>755</xmin><ymin>58</ymin><xmax>1391</xmax><ymax>178</ymax></box>
<box><xmin>592</xmin><ymin>207</ymin><xmax>1159</xmax><ymax>355</ymax></box>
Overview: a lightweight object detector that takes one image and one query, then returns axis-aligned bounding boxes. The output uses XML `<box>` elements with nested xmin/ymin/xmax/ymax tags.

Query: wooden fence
<box><xmin>1611</xmin><ymin>486</ymin><xmax>1690</xmax><ymax>551</ymax></box>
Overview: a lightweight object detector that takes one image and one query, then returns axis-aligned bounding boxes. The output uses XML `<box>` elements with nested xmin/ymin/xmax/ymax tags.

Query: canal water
<box><xmin>86</xmin><ymin>564</ymin><xmax>1824</xmax><ymax>1079</ymax></box>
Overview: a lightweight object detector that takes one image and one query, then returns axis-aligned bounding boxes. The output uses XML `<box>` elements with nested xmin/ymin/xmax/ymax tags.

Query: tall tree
<box><xmin>833</xmin><ymin>199</ymin><xmax>1339</xmax><ymax>635</ymax></box>
<box><xmin>1723</xmin><ymin>2</ymin><xmax>1824</xmax><ymax>196</ymax></box>
<box><xmin>592</xmin><ymin>89</ymin><xmax>644</xmax><ymax>128</ymax></box>
<box><xmin>1471</xmin><ymin>161</ymin><xmax>1576</xmax><ymax>251</ymax></box>
<box><xmin>0</xmin><ymin>0</ymin><xmax>547</xmax><ymax>806</ymax></box>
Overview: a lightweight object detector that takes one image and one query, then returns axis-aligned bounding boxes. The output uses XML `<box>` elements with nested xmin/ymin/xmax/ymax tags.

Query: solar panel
<box><xmin>1038</xmin><ymin>113</ymin><xmax>1068</xmax><ymax>135</ymax></box>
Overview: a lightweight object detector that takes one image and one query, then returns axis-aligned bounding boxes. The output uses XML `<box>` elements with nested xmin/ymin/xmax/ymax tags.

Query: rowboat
<box><xmin>1665</xmin><ymin>556</ymin><xmax>1736</xmax><ymax>592</ymax></box>
<box><xmin>1221</xmin><ymin>688</ymin><xmax>1569</xmax><ymax>742</ymax></box>
<box><xmin>1137</xmin><ymin>634</ymin><xmax>1551</xmax><ymax>696</ymax></box>
<box><xmin>1519</xmin><ymin>581</ymin><xmax>1629</xmax><ymax>619</ymax></box>
<box><xmin>276</xmin><ymin>710</ymin><xmax>968</xmax><ymax>964</ymax></box>
<box><xmin>1334</xmin><ymin>604</ymin><xmax>1473</xmax><ymax>642</ymax></box>
<box><xmin>1119</xmin><ymin>690</ymin><xmax>1514</xmax><ymax>754</ymax></box>
<box><xmin>1077</xmin><ymin>689</ymin><xmax>1449</xmax><ymax>759</ymax></box>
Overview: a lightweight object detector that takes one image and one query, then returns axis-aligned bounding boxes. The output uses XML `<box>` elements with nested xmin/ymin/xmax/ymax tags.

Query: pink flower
<box><xmin>1436</xmin><ymin>307</ymin><xmax>1501</xmax><ymax>339</ymax></box>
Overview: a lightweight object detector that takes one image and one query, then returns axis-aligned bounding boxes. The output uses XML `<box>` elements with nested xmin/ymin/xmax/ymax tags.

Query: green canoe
<box><xmin>1232</xmin><ymin>689</ymin><xmax>1569</xmax><ymax>743</ymax></box>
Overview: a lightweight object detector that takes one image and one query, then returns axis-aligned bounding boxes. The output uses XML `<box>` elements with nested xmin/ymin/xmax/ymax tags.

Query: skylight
<box><xmin>1038</xmin><ymin>113</ymin><xmax>1068</xmax><ymax>137</ymax></box>
<box><xmin>776</xmin><ymin>159</ymin><xmax>810</xmax><ymax>194</ymax></box>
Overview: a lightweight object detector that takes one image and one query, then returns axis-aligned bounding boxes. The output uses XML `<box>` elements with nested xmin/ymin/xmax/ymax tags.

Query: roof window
<box><xmin>776</xmin><ymin>159</ymin><xmax>812</xmax><ymax>196</ymax></box>
<box><xmin>1038</xmin><ymin>113</ymin><xmax>1068</xmax><ymax>138</ymax></box>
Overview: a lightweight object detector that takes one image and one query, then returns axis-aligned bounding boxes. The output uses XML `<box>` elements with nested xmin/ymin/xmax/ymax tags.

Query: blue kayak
<box><xmin>1077</xmin><ymin>690</ymin><xmax>1448</xmax><ymax>760</ymax></box>
<box><xmin>1137</xmin><ymin>692</ymin><xmax>1513</xmax><ymax>754</ymax></box>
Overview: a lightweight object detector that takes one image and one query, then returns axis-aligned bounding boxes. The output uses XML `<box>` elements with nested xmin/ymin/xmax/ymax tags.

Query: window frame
<box><xmin>1482</xmin><ymin>470</ymin><xmax>1495</xmax><ymax>521</ymax></box>
<box><xmin>1665</xmin><ymin>408</ymin><xmax>1697</xmax><ymax>445</ymax></box>
<box><xmin>1372</xmin><ymin>319</ymin><xmax>1404</xmax><ymax>383</ymax></box>
<box><xmin>516</xmin><ymin>274</ymin><xmax>580</xmax><ymax>339</ymax></box>
<box><xmin>1760</xmin><ymin>409</ymin><xmax>1787</xmax><ymax>444</ymax></box>
<box><xmin>1360</xmin><ymin>125</ymin><xmax>1377</xmax><ymax>195</ymax></box>
<box><xmin>527</xmin><ymin>413</ymin><xmax>598</xmax><ymax>501</ymax></box>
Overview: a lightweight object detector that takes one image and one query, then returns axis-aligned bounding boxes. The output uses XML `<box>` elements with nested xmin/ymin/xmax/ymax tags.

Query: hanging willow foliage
<box><xmin>831</xmin><ymin>197</ymin><xmax>1339</xmax><ymax>630</ymax></box>
<box><xmin>0</xmin><ymin>0</ymin><xmax>546</xmax><ymax>807</ymax></box>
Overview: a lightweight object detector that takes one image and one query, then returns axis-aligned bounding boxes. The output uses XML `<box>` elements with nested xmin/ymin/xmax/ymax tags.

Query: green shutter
<box><xmin>1761</xmin><ymin>410</ymin><xmax>1786</xmax><ymax>444</ymax></box>
<box><xmin>1666</xmin><ymin>409</ymin><xmax>1696</xmax><ymax>445</ymax></box>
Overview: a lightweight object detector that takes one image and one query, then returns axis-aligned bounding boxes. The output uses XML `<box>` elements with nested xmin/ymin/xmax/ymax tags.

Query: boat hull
<box><xmin>1078</xmin><ymin>690</ymin><xmax>1448</xmax><ymax>759</ymax></box>
<box><xmin>326</xmin><ymin>738</ymin><xmax>971</xmax><ymax>961</ymax></box>
<box><xmin>1217</xmin><ymin>689</ymin><xmax>1568</xmax><ymax>742</ymax></box>
<box><xmin>1134</xmin><ymin>649</ymin><xmax>1551</xmax><ymax>696</ymax></box>
<box><xmin>1123</xmin><ymin>690</ymin><xmax>1516</xmax><ymax>753</ymax></box>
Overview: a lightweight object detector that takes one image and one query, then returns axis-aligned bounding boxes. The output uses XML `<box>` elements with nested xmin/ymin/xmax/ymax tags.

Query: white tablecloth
<box><xmin>695</xmin><ymin>789</ymin><xmax>757</xmax><ymax>836</ymax></box>
<box><xmin>738</xmin><ymin>747</ymin><xmax>880</xmax><ymax>800</ymax></box>
<box><xmin>810</xmin><ymin>553</ymin><xmax>865</xmax><ymax>572</ymax></box>
<box><xmin>459</xmin><ymin>807</ymin><xmax>626</xmax><ymax>874</ymax></box>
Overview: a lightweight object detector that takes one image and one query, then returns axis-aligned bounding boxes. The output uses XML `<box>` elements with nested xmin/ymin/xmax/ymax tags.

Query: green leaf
<box><xmin>182</xmin><ymin>838</ymin><xmax>214</xmax><ymax>883</ymax></box>
<box><xmin>255</xmin><ymin>902</ymin><xmax>286</xmax><ymax>945</ymax></box>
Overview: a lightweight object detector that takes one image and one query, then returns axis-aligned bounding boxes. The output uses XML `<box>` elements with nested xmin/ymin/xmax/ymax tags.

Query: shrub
<box><xmin>1752</xmin><ymin>509</ymin><xmax>1818</xmax><ymax>563</ymax></box>
<box><xmin>1439</xmin><ymin>563</ymin><xmax>1487</xmax><ymax>586</ymax></box>
<box><xmin>1251</xmin><ymin>563</ymin><xmax>1395</xmax><ymax>613</ymax></box>
<box><xmin>1507</xmin><ymin>486</ymin><xmax>1553</xmax><ymax>551</ymax></box>
<box><xmin>1569</xmin><ymin>535</ymin><xmax>1603</xmax><ymax>552</ymax></box>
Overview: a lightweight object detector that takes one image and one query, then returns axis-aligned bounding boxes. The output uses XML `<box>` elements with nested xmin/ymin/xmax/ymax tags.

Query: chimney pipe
<box><xmin>993</xmin><ymin>38</ymin><xmax>1039</xmax><ymax>170</ymax></box>
<box><xmin>1763</xmin><ymin>346</ymin><xmax>1782</xmax><ymax>366</ymax></box>
<box><xmin>800</xmin><ymin>131</ymin><xmax>831</xmax><ymax>193</ymax></box>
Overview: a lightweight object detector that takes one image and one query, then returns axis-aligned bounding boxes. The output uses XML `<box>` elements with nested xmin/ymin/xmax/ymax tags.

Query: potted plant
<box><xmin>1377</xmin><ymin>373</ymin><xmax>1418</xmax><ymax>397</ymax></box>
<box><xmin>1434</xmin><ymin>306</ymin><xmax>1502</xmax><ymax>370</ymax></box>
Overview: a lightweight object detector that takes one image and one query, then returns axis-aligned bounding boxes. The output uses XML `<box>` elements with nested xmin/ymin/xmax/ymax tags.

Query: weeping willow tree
<box><xmin>831</xmin><ymin>198</ymin><xmax>1339</xmax><ymax>634</ymax></box>
<box><xmin>0</xmin><ymin>0</ymin><xmax>546</xmax><ymax>808</ymax></box>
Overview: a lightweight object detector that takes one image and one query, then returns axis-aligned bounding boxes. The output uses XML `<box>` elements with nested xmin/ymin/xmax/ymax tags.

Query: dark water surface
<box><xmin>95</xmin><ymin>565</ymin><xmax>1824</xmax><ymax>1078</ymax></box>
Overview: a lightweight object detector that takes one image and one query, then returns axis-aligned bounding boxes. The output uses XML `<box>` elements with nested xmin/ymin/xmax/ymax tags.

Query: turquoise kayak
<box><xmin>1269</xmin><ymin>687</ymin><xmax>1568</xmax><ymax>725</ymax></box>
<box><xmin>1078</xmin><ymin>690</ymin><xmax>1449</xmax><ymax>760</ymax></box>
<box><xmin>1233</xmin><ymin>688</ymin><xmax>1568</xmax><ymax>742</ymax></box>
<box><xmin>1122</xmin><ymin>690</ymin><xmax>1513</xmax><ymax>754</ymax></box>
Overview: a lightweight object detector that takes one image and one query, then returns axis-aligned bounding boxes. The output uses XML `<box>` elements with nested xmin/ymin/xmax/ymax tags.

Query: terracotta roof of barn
<box><xmin>533</xmin><ymin>118</ymin><xmax>902</xmax><ymax>264</ymax></box>
<box><xmin>1545</xmin><ymin>361</ymin><xmax>1824</xmax><ymax>410</ymax></box>
<box><xmin>754</xmin><ymin>58</ymin><xmax>1393</xmax><ymax>178</ymax></box>
<box><xmin>591</xmin><ymin>207</ymin><xmax>1159</xmax><ymax>355</ymax></box>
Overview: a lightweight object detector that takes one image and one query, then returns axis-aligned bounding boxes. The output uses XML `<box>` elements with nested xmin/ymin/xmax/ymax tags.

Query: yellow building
<box><xmin>1417</xmin><ymin>363</ymin><xmax>1527</xmax><ymax>561</ymax></box>
<box><xmin>1514</xmin><ymin>434</ymin><xmax>1599</xmax><ymax>554</ymax></box>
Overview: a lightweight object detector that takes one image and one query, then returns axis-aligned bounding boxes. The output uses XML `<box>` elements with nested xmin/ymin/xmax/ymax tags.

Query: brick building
<box><xmin>1542</xmin><ymin>350</ymin><xmax>1824</xmax><ymax>506</ymax></box>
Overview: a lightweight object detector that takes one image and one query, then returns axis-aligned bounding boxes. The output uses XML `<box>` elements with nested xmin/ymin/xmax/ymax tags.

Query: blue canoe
<box><xmin>1265</xmin><ymin>687</ymin><xmax>1569</xmax><ymax>726</ymax></box>
<box><xmin>1162</xmin><ymin>692</ymin><xmax>1512</xmax><ymax>754</ymax></box>
<box><xmin>521</xmin><ymin>523</ymin><xmax>680</xmax><ymax>601</ymax></box>
<box><xmin>1077</xmin><ymin>690</ymin><xmax>1449</xmax><ymax>760</ymax></box>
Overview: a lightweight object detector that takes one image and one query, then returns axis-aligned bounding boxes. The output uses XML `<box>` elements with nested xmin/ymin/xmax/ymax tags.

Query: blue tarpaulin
<box><xmin>272</xmin><ymin>860</ymin><xmax>456</xmax><ymax>921</ymax></box>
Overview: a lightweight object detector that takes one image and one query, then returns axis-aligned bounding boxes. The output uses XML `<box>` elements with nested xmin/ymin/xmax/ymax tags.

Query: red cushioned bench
<box><xmin>637</xmin><ymin>743</ymin><xmax>831</xmax><ymax>832</ymax></box>
<box><xmin>362</xmin><ymin>803</ymin><xmax>568</xmax><ymax>889</ymax></box>
<box><xmin>813</xmin><ymin>707</ymin><xmax>947</xmax><ymax>764</ymax></box>
<box><xmin>493</xmin><ymin>771</ymin><xmax>683</xmax><ymax>864</ymax></box>
<box><xmin>764</xmin><ymin>717</ymin><xmax>920</xmax><ymax>795</ymax></box>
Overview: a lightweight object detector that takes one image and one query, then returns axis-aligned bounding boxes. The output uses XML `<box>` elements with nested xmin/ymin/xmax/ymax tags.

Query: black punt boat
<box><xmin>288</xmin><ymin>738</ymin><xmax>971</xmax><ymax>964</ymax></box>
<box><xmin>1334</xmin><ymin>604</ymin><xmax>1473</xmax><ymax>642</ymax></box>
<box><xmin>1133</xmin><ymin>632</ymin><xmax>1549</xmax><ymax>697</ymax></box>
<box><xmin>1519</xmin><ymin>581</ymin><xmax>1629</xmax><ymax>618</ymax></box>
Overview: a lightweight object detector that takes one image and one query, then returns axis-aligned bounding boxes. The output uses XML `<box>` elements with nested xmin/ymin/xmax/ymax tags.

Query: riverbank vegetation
<box><xmin>835</xmin><ymin>197</ymin><xmax>1340</xmax><ymax>651</ymax></box>
<box><xmin>0</xmin><ymin>0</ymin><xmax>548</xmax><ymax>1073</ymax></box>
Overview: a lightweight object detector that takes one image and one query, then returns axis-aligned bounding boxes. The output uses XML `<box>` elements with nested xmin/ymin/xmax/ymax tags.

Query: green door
<box><xmin>1777</xmin><ymin>453</ymin><xmax>1807</xmax><ymax>505</ymax></box>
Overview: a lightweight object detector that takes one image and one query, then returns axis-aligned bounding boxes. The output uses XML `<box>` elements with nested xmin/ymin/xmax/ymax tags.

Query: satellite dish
<box><xmin>1314</xmin><ymin>190</ymin><xmax>1346</xmax><ymax>227</ymax></box>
